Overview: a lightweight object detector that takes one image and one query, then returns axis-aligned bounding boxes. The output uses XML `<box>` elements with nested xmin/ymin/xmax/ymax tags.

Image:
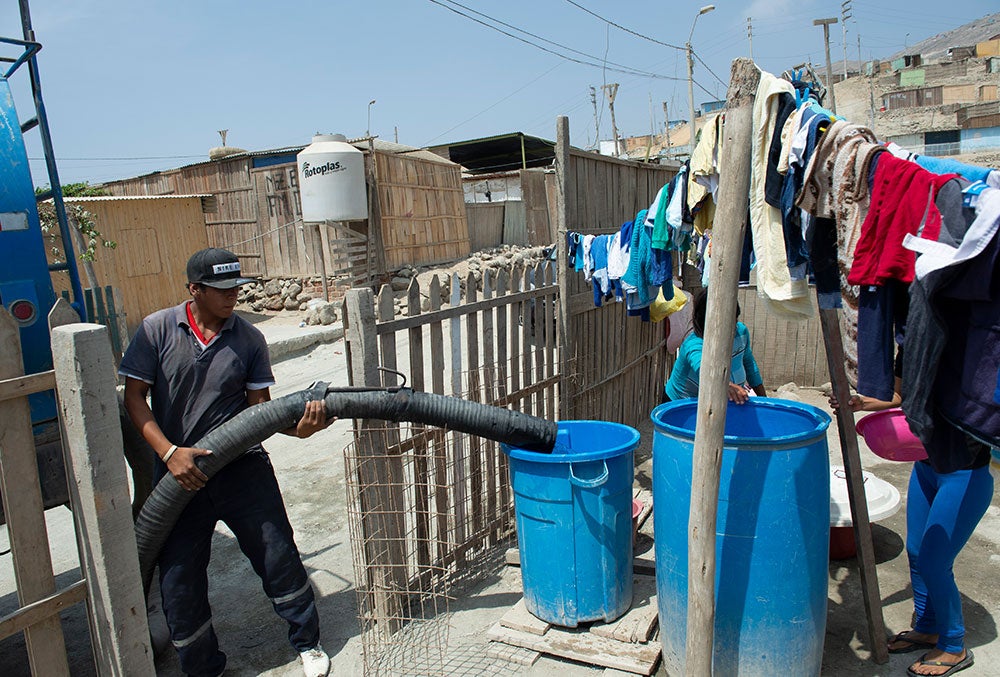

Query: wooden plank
<box><xmin>465</xmin><ymin>272</ymin><xmax>484</xmax><ymax>537</ymax></box>
<box><xmin>374</xmin><ymin>283</ymin><xmax>558</xmax><ymax>334</ymax></box>
<box><xmin>542</xmin><ymin>263</ymin><xmax>556</xmax><ymax>420</ymax></box>
<box><xmin>494</xmin><ymin>269</ymin><xmax>512</xmax><ymax>516</ymax></box>
<box><xmin>521</xmin><ymin>266</ymin><xmax>534</xmax><ymax>415</ymax></box>
<box><xmin>495</xmin><ymin>270</ymin><xmax>510</xmax><ymax>400</ymax></box>
<box><xmin>500</xmin><ymin>599</ymin><xmax>552</xmax><ymax>636</ymax></box>
<box><xmin>0</xmin><ymin>309</ymin><xmax>71</xmax><ymax>676</ymax></box>
<box><xmin>509</xmin><ymin>264</ymin><xmax>522</xmax><ymax>396</ymax></box>
<box><xmin>480</xmin><ymin>271</ymin><xmax>498</xmax><ymax>544</ymax></box>
<box><xmin>426</xmin><ymin>276</ymin><xmax>450</xmax><ymax>561</ymax></box>
<box><xmin>486</xmin><ymin>622</ymin><xmax>660</xmax><ymax>675</ymax></box>
<box><xmin>449</xmin><ymin>274</ymin><xmax>467</xmax><ymax>546</ymax></box>
<box><xmin>407</xmin><ymin>280</ymin><xmax>431</xmax><ymax>568</ymax></box>
<box><xmin>0</xmin><ymin>580</ymin><xmax>87</xmax><ymax>641</ymax></box>
<box><xmin>0</xmin><ymin>370</ymin><xmax>56</xmax><ymax>402</ymax></box>
<box><xmin>589</xmin><ymin>576</ymin><xmax>659</xmax><ymax>644</ymax></box>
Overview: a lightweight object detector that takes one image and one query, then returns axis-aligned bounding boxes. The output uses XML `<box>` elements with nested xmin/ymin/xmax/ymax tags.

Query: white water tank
<box><xmin>297</xmin><ymin>133</ymin><xmax>368</xmax><ymax>222</ymax></box>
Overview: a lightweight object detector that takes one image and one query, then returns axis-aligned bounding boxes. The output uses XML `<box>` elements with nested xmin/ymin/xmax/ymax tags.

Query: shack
<box><xmin>101</xmin><ymin>139</ymin><xmax>470</xmax><ymax>283</ymax></box>
<box><xmin>428</xmin><ymin>132</ymin><xmax>558</xmax><ymax>249</ymax></box>
<box><xmin>47</xmin><ymin>194</ymin><xmax>213</xmax><ymax>338</ymax></box>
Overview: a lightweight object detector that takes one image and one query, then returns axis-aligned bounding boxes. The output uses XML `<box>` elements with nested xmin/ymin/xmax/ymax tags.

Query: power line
<box><xmin>560</xmin><ymin>0</ymin><xmax>685</xmax><ymax>51</ymax></box>
<box><xmin>691</xmin><ymin>50</ymin><xmax>728</xmax><ymax>90</ymax></box>
<box><xmin>426</xmin><ymin>0</ymin><xmax>687</xmax><ymax>81</ymax></box>
<box><xmin>420</xmin><ymin>62</ymin><xmax>564</xmax><ymax>146</ymax></box>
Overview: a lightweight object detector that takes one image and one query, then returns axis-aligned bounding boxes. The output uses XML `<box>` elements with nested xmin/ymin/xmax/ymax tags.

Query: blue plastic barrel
<box><xmin>502</xmin><ymin>420</ymin><xmax>640</xmax><ymax>627</ymax></box>
<box><xmin>651</xmin><ymin>399</ymin><xmax>832</xmax><ymax>676</ymax></box>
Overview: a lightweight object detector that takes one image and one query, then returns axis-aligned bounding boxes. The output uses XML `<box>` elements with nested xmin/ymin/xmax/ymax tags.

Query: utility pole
<box><xmin>814</xmin><ymin>17</ymin><xmax>839</xmax><ymax>114</ymax></box>
<box><xmin>841</xmin><ymin>1</ymin><xmax>853</xmax><ymax>79</ymax></box>
<box><xmin>868</xmin><ymin>48</ymin><xmax>877</xmax><ymax>132</ymax></box>
<box><xmin>662</xmin><ymin>101</ymin><xmax>671</xmax><ymax>157</ymax></box>
<box><xmin>686</xmin><ymin>6</ymin><xmax>715</xmax><ymax>157</ymax></box>
<box><xmin>747</xmin><ymin>17</ymin><xmax>754</xmax><ymax>60</ymax></box>
<box><xmin>590</xmin><ymin>86</ymin><xmax>600</xmax><ymax>149</ymax></box>
<box><xmin>394</xmin><ymin>126</ymin><xmax>398</xmax><ymax>143</ymax></box>
<box><xmin>602</xmin><ymin>83</ymin><xmax>621</xmax><ymax>157</ymax></box>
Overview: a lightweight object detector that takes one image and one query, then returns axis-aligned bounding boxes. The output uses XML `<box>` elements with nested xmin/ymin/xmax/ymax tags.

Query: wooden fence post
<box><xmin>0</xmin><ymin>309</ymin><xmax>71</xmax><ymax>675</ymax></box>
<box><xmin>50</xmin><ymin>322</ymin><xmax>155</xmax><ymax>675</ymax></box>
<box><xmin>686</xmin><ymin>58</ymin><xmax>760</xmax><ymax>676</ymax></box>
<box><xmin>343</xmin><ymin>287</ymin><xmax>406</xmax><ymax>634</ymax></box>
<box><xmin>555</xmin><ymin>115</ymin><xmax>573</xmax><ymax>420</ymax></box>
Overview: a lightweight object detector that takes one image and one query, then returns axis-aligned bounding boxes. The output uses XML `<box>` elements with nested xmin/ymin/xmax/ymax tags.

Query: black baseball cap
<box><xmin>186</xmin><ymin>248</ymin><xmax>257</xmax><ymax>289</ymax></box>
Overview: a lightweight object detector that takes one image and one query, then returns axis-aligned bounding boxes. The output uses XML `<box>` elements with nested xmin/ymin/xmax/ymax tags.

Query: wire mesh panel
<box><xmin>343</xmin><ymin>267</ymin><xmax>559</xmax><ymax>675</ymax></box>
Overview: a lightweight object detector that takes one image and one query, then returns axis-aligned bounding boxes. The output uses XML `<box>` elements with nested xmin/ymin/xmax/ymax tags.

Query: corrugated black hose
<box><xmin>134</xmin><ymin>383</ymin><xmax>558</xmax><ymax>592</ymax></box>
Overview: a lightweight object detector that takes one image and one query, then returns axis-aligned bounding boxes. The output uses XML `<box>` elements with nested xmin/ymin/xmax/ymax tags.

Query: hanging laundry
<box><xmin>750</xmin><ymin>71</ymin><xmax>813</xmax><ymax>320</ymax></box>
<box><xmin>589</xmin><ymin>234</ymin><xmax>612</xmax><ymax>307</ymax></box>
<box><xmin>688</xmin><ymin>114</ymin><xmax>721</xmax><ymax>235</ymax></box>
<box><xmin>848</xmin><ymin>154</ymin><xmax>959</xmax><ymax>286</ymax></box>
<box><xmin>901</xmin><ymin>187</ymin><xmax>1000</xmax><ymax>469</ymax></box>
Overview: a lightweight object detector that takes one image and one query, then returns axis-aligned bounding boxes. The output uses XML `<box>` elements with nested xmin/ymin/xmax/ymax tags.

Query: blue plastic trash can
<box><xmin>651</xmin><ymin>398</ymin><xmax>832</xmax><ymax>676</ymax></box>
<box><xmin>502</xmin><ymin>420</ymin><xmax>640</xmax><ymax>627</ymax></box>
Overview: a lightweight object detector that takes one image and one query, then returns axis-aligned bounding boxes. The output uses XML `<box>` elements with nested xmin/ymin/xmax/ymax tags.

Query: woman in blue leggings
<box><xmin>894</xmin><ymin>445</ymin><xmax>992</xmax><ymax>676</ymax></box>
<box><xmin>833</xmin><ymin>354</ymin><xmax>992</xmax><ymax>677</ymax></box>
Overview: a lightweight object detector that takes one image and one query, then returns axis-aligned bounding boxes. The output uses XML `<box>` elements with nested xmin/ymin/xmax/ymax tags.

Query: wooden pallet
<box><xmin>486</xmin><ymin>575</ymin><xmax>661</xmax><ymax>675</ymax></box>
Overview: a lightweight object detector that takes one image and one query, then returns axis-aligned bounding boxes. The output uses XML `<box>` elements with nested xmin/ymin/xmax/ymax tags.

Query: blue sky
<box><xmin>1</xmin><ymin>0</ymin><xmax>997</xmax><ymax>185</ymax></box>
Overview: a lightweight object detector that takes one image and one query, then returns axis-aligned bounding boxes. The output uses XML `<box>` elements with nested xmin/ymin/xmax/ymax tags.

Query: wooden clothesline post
<box><xmin>686</xmin><ymin>57</ymin><xmax>888</xmax><ymax>673</ymax></box>
<box><xmin>686</xmin><ymin>57</ymin><xmax>760</xmax><ymax>676</ymax></box>
<box><xmin>818</xmin><ymin>307</ymin><xmax>890</xmax><ymax>664</ymax></box>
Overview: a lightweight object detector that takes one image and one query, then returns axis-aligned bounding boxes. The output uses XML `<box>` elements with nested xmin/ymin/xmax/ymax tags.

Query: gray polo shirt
<box><xmin>119</xmin><ymin>301</ymin><xmax>275</xmax><ymax>449</ymax></box>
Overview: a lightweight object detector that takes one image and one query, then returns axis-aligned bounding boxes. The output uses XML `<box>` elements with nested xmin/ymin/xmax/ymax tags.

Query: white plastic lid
<box><xmin>829</xmin><ymin>466</ymin><xmax>901</xmax><ymax>527</ymax></box>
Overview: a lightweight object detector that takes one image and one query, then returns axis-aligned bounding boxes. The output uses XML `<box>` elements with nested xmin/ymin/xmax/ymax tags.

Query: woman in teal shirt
<box><xmin>664</xmin><ymin>288</ymin><xmax>766</xmax><ymax>403</ymax></box>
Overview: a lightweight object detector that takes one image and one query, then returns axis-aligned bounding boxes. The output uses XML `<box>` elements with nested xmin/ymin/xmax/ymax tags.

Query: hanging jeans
<box><xmin>906</xmin><ymin>459</ymin><xmax>993</xmax><ymax>653</ymax></box>
<box><xmin>158</xmin><ymin>451</ymin><xmax>320</xmax><ymax>676</ymax></box>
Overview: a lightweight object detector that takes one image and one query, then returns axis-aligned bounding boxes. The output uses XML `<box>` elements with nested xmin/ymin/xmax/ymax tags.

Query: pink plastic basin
<box><xmin>855</xmin><ymin>408</ymin><xmax>927</xmax><ymax>462</ymax></box>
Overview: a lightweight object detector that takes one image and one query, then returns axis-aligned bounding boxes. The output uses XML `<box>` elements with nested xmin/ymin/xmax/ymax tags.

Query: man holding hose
<box><xmin>120</xmin><ymin>247</ymin><xmax>331</xmax><ymax>677</ymax></box>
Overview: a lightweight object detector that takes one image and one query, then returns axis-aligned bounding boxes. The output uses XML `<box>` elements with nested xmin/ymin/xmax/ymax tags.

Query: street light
<box><xmin>367</xmin><ymin>99</ymin><xmax>376</xmax><ymax>138</ymax></box>
<box><xmin>687</xmin><ymin>4</ymin><xmax>715</xmax><ymax>154</ymax></box>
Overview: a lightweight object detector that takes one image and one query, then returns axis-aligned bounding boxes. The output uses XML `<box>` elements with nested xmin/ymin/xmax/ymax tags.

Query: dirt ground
<box><xmin>1</xmin><ymin>318</ymin><xmax>997</xmax><ymax>676</ymax></box>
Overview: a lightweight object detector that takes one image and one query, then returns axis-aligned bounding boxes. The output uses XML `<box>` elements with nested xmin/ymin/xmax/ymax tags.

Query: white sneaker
<box><xmin>300</xmin><ymin>644</ymin><xmax>331</xmax><ymax>677</ymax></box>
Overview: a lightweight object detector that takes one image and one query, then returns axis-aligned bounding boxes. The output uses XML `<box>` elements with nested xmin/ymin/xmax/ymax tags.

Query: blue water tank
<box><xmin>503</xmin><ymin>420</ymin><xmax>640</xmax><ymax>627</ymax></box>
<box><xmin>651</xmin><ymin>398</ymin><xmax>831</xmax><ymax>676</ymax></box>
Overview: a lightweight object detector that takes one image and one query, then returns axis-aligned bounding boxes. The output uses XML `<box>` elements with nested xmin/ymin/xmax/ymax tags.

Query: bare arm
<box><xmin>829</xmin><ymin>376</ymin><xmax>902</xmax><ymax>413</ymax></box>
<box><xmin>123</xmin><ymin>377</ymin><xmax>211</xmax><ymax>491</ymax></box>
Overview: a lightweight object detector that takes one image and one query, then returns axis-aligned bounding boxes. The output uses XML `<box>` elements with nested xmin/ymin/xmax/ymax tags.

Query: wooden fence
<box><xmin>343</xmin><ymin>263</ymin><xmax>558</xmax><ymax>671</ymax></box>
<box><xmin>558</xmin><ymin>146</ymin><xmax>679</xmax><ymax>427</ymax></box>
<box><xmin>737</xmin><ymin>286</ymin><xmax>830</xmax><ymax>387</ymax></box>
<box><xmin>0</xmin><ymin>303</ymin><xmax>152</xmax><ymax>675</ymax></box>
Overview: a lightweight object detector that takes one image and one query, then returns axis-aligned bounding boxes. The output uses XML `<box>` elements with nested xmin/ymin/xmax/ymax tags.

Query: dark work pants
<box><xmin>158</xmin><ymin>451</ymin><xmax>319</xmax><ymax>676</ymax></box>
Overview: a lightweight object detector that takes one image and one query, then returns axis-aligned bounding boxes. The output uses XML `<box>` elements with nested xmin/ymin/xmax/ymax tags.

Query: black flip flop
<box><xmin>888</xmin><ymin>630</ymin><xmax>936</xmax><ymax>654</ymax></box>
<box><xmin>906</xmin><ymin>648</ymin><xmax>974</xmax><ymax>677</ymax></box>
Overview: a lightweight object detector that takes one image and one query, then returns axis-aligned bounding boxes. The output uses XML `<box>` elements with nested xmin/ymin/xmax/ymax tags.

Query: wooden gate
<box><xmin>0</xmin><ymin>303</ymin><xmax>153</xmax><ymax>675</ymax></box>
